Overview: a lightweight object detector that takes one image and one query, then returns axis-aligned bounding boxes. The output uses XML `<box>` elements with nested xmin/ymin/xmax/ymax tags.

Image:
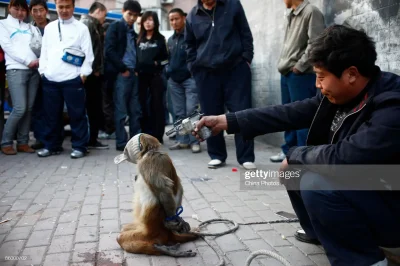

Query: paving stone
<box><xmin>75</xmin><ymin>227</ymin><xmax>98</xmax><ymax>243</ymax></box>
<box><xmin>214</xmin><ymin>233</ymin><xmax>246</xmax><ymax>253</ymax></box>
<box><xmin>99</xmin><ymin>220</ymin><xmax>120</xmax><ymax>234</ymax></box>
<box><xmin>98</xmin><ymin>233</ymin><xmax>120</xmax><ymax>251</ymax></box>
<box><xmin>274</xmin><ymin>246</ymin><xmax>316</xmax><ymax>265</ymax></box>
<box><xmin>78</xmin><ymin>214</ymin><xmax>99</xmax><ymax>227</ymax></box>
<box><xmin>5</xmin><ymin>226</ymin><xmax>33</xmax><ymax>241</ymax></box>
<box><xmin>0</xmin><ymin>240</ymin><xmax>25</xmax><ymax>256</ymax></box>
<box><xmin>10</xmin><ymin>200</ymin><xmax>32</xmax><ymax>211</ymax></box>
<box><xmin>124</xmin><ymin>254</ymin><xmax>151</xmax><ymax>266</ymax></box>
<box><xmin>257</xmin><ymin>230</ymin><xmax>292</xmax><ymax>247</ymax></box>
<box><xmin>43</xmin><ymin>252</ymin><xmax>71</xmax><ymax>266</ymax></box>
<box><xmin>308</xmin><ymin>254</ymin><xmax>331</xmax><ymax>266</ymax></box>
<box><xmin>100</xmin><ymin>209</ymin><xmax>118</xmax><ymax>220</ymax></box>
<box><xmin>48</xmin><ymin>235</ymin><xmax>74</xmax><ymax>253</ymax></box>
<box><xmin>25</xmin><ymin>230</ymin><xmax>53</xmax><ymax>247</ymax></box>
<box><xmin>54</xmin><ymin>222</ymin><xmax>78</xmax><ymax>236</ymax></box>
<box><xmin>96</xmin><ymin>250</ymin><xmax>123</xmax><ymax>265</ymax></box>
<box><xmin>72</xmin><ymin>242</ymin><xmax>97</xmax><ymax>262</ymax></box>
<box><xmin>17</xmin><ymin>246</ymin><xmax>47</xmax><ymax>266</ymax></box>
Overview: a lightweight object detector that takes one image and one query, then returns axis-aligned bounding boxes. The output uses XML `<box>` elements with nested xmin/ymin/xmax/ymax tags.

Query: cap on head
<box><xmin>114</xmin><ymin>133</ymin><xmax>143</xmax><ymax>165</ymax></box>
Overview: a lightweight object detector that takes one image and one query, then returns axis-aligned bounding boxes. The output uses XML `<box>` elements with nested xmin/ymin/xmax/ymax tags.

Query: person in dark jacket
<box><xmin>104</xmin><ymin>0</ymin><xmax>142</xmax><ymax>151</ymax></box>
<box><xmin>136</xmin><ymin>11</ymin><xmax>169</xmax><ymax>144</ymax></box>
<box><xmin>80</xmin><ymin>2</ymin><xmax>108</xmax><ymax>150</ymax></box>
<box><xmin>167</xmin><ymin>8</ymin><xmax>201</xmax><ymax>153</ymax></box>
<box><xmin>185</xmin><ymin>0</ymin><xmax>256</xmax><ymax>170</ymax></box>
<box><xmin>0</xmin><ymin>47</ymin><xmax>5</xmax><ymax>141</ymax></box>
<box><xmin>193</xmin><ymin>25</ymin><xmax>400</xmax><ymax>266</ymax></box>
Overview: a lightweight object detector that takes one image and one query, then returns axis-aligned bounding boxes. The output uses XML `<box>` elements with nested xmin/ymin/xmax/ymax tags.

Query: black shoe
<box><xmin>116</xmin><ymin>146</ymin><xmax>125</xmax><ymax>151</ymax></box>
<box><xmin>88</xmin><ymin>141</ymin><xmax>109</xmax><ymax>150</ymax></box>
<box><xmin>294</xmin><ymin>229</ymin><xmax>321</xmax><ymax>245</ymax></box>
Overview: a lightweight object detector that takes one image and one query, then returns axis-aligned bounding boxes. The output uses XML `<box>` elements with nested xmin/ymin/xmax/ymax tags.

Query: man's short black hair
<box><xmin>168</xmin><ymin>8</ymin><xmax>187</xmax><ymax>17</ymax></box>
<box><xmin>123</xmin><ymin>0</ymin><xmax>141</xmax><ymax>14</ymax></box>
<box><xmin>89</xmin><ymin>1</ymin><xmax>106</xmax><ymax>13</ymax></box>
<box><xmin>29</xmin><ymin>0</ymin><xmax>48</xmax><ymax>11</ymax></box>
<box><xmin>308</xmin><ymin>25</ymin><xmax>378</xmax><ymax>78</ymax></box>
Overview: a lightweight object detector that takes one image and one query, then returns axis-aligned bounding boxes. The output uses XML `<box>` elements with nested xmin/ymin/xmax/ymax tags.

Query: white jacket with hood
<box><xmin>0</xmin><ymin>14</ymin><xmax>39</xmax><ymax>70</ymax></box>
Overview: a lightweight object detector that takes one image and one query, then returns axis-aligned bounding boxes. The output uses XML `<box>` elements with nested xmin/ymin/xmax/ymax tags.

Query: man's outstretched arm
<box><xmin>194</xmin><ymin>93</ymin><xmax>322</xmax><ymax>140</ymax></box>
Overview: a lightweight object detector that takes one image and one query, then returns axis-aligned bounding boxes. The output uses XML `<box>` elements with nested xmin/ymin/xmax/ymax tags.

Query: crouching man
<box><xmin>193</xmin><ymin>25</ymin><xmax>400</xmax><ymax>266</ymax></box>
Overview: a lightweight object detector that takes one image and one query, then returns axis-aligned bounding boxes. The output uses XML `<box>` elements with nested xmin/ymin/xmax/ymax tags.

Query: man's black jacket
<box><xmin>185</xmin><ymin>0</ymin><xmax>253</xmax><ymax>73</ymax></box>
<box><xmin>104</xmin><ymin>19</ymin><xmax>137</xmax><ymax>75</ymax></box>
<box><xmin>167</xmin><ymin>30</ymin><xmax>191</xmax><ymax>83</ymax></box>
<box><xmin>227</xmin><ymin>68</ymin><xmax>400</xmax><ymax>188</ymax></box>
<box><xmin>81</xmin><ymin>15</ymin><xmax>104</xmax><ymax>74</ymax></box>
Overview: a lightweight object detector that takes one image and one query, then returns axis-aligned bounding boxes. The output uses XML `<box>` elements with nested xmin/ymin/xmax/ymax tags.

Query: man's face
<box><xmin>314</xmin><ymin>66</ymin><xmax>356</xmax><ymax>105</ymax></box>
<box><xmin>283</xmin><ymin>0</ymin><xmax>293</xmax><ymax>9</ymax></box>
<box><xmin>169</xmin><ymin>12</ymin><xmax>185</xmax><ymax>32</ymax></box>
<box><xmin>8</xmin><ymin>5</ymin><xmax>27</xmax><ymax>21</ymax></box>
<box><xmin>91</xmin><ymin>8</ymin><xmax>107</xmax><ymax>24</ymax></box>
<box><xmin>122</xmin><ymin>9</ymin><xmax>139</xmax><ymax>26</ymax></box>
<box><xmin>31</xmin><ymin>4</ymin><xmax>48</xmax><ymax>25</ymax></box>
<box><xmin>201</xmin><ymin>0</ymin><xmax>216</xmax><ymax>6</ymax></box>
<box><xmin>56</xmin><ymin>0</ymin><xmax>74</xmax><ymax>20</ymax></box>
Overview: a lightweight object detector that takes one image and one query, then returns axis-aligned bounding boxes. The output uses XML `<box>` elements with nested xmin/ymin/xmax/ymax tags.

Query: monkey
<box><xmin>114</xmin><ymin>133</ymin><xmax>198</xmax><ymax>257</ymax></box>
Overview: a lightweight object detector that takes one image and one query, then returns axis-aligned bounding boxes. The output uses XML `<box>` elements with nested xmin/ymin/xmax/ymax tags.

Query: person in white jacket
<box><xmin>0</xmin><ymin>0</ymin><xmax>41</xmax><ymax>155</ymax></box>
<box><xmin>37</xmin><ymin>0</ymin><xmax>94</xmax><ymax>159</ymax></box>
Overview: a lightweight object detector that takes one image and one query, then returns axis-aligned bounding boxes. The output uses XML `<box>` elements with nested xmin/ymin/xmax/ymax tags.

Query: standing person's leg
<box><xmin>224</xmin><ymin>61</ymin><xmax>255</xmax><ymax>168</ymax></box>
<box><xmin>38</xmin><ymin>76</ymin><xmax>64</xmax><ymax>156</ymax></box>
<box><xmin>1</xmin><ymin>70</ymin><xmax>33</xmax><ymax>154</ymax></box>
<box><xmin>168</xmin><ymin>78</ymin><xmax>189</xmax><ymax>150</ymax></box>
<box><xmin>17</xmin><ymin>70</ymin><xmax>39</xmax><ymax>151</ymax></box>
<box><xmin>193</xmin><ymin>70</ymin><xmax>225</xmax><ymax>168</ymax></box>
<box><xmin>182</xmin><ymin>77</ymin><xmax>201</xmax><ymax>153</ymax></box>
<box><xmin>62</xmin><ymin>76</ymin><xmax>89</xmax><ymax>157</ymax></box>
<box><xmin>138</xmin><ymin>74</ymin><xmax>151</xmax><ymax>135</ymax></box>
<box><xmin>286</xmin><ymin>72</ymin><xmax>317</xmax><ymax>147</ymax></box>
<box><xmin>101</xmin><ymin>74</ymin><xmax>116</xmax><ymax>137</ymax></box>
<box><xmin>300</xmin><ymin>172</ymin><xmax>400</xmax><ymax>266</ymax></box>
<box><xmin>127</xmin><ymin>71</ymin><xmax>141</xmax><ymax>138</ymax></box>
<box><xmin>86</xmin><ymin>74</ymin><xmax>108</xmax><ymax>149</ymax></box>
<box><xmin>149</xmin><ymin>74</ymin><xmax>166</xmax><ymax>144</ymax></box>
<box><xmin>31</xmin><ymin>77</ymin><xmax>45</xmax><ymax>149</ymax></box>
<box><xmin>114</xmin><ymin>73</ymin><xmax>131</xmax><ymax>150</ymax></box>
<box><xmin>270</xmin><ymin>73</ymin><xmax>295</xmax><ymax>163</ymax></box>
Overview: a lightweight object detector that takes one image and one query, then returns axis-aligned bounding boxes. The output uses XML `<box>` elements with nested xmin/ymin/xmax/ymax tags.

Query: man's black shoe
<box><xmin>31</xmin><ymin>141</ymin><xmax>44</xmax><ymax>150</ymax></box>
<box><xmin>88</xmin><ymin>141</ymin><xmax>109</xmax><ymax>150</ymax></box>
<box><xmin>294</xmin><ymin>229</ymin><xmax>321</xmax><ymax>245</ymax></box>
<box><xmin>116</xmin><ymin>146</ymin><xmax>124</xmax><ymax>151</ymax></box>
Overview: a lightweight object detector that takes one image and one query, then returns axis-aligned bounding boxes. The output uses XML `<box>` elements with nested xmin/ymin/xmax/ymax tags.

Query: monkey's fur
<box><xmin>116</xmin><ymin>134</ymin><xmax>198</xmax><ymax>257</ymax></box>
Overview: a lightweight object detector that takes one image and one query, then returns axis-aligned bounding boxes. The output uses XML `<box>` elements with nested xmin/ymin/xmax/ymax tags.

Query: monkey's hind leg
<box><xmin>171</xmin><ymin>232</ymin><xmax>199</xmax><ymax>243</ymax></box>
<box><xmin>154</xmin><ymin>243</ymin><xmax>196</xmax><ymax>257</ymax></box>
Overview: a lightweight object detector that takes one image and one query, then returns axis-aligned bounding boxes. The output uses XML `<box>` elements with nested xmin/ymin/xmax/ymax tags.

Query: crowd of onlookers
<box><xmin>0</xmin><ymin>0</ymin><xmax>322</xmax><ymax>170</ymax></box>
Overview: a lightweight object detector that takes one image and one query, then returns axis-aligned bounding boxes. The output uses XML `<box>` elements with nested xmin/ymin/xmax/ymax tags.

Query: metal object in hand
<box><xmin>166</xmin><ymin>111</ymin><xmax>212</xmax><ymax>140</ymax></box>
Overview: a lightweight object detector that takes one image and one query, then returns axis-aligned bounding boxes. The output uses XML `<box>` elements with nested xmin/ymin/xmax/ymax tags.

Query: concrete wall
<box><xmin>241</xmin><ymin>0</ymin><xmax>400</xmax><ymax>147</ymax></box>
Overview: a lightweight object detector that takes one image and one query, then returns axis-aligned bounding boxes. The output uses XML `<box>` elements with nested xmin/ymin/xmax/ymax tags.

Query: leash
<box><xmin>188</xmin><ymin>217</ymin><xmax>299</xmax><ymax>266</ymax></box>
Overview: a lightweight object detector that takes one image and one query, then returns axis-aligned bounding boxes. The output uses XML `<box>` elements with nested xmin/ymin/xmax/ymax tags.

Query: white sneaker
<box><xmin>191</xmin><ymin>144</ymin><xmax>201</xmax><ymax>153</ymax></box>
<box><xmin>241</xmin><ymin>162</ymin><xmax>257</xmax><ymax>170</ymax></box>
<box><xmin>270</xmin><ymin>152</ymin><xmax>286</xmax><ymax>163</ymax></box>
<box><xmin>208</xmin><ymin>159</ymin><xmax>225</xmax><ymax>169</ymax></box>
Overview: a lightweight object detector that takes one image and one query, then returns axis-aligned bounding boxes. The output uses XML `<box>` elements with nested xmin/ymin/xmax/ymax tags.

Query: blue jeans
<box><xmin>168</xmin><ymin>77</ymin><xmax>199</xmax><ymax>145</ymax></box>
<box><xmin>42</xmin><ymin>75</ymin><xmax>89</xmax><ymax>152</ymax></box>
<box><xmin>1</xmin><ymin>69</ymin><xmax>39</xmax><ymax>147</ymax></box>
<box><xmin>281</xmin><ymin>71</ymin><xmax>317</xmax><ymax>154</ymax></box>
<box><xmin>114</xmin><ymin>70</ymin><xmax>141</xmax><ymax>149</ymax></box>
<box><xmin>286</xmin><ymin>171</ymin><xmax>400</xmax><ymax>266</ymax></box>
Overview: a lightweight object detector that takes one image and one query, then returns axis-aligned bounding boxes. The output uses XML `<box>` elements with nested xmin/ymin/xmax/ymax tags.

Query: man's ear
<box><xmin>347</xmin><ymin>66</ymin><xmax>359</xmax><ymax>84</ymax></box>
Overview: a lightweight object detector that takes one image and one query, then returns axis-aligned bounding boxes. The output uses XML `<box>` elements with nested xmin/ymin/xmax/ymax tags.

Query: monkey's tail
<box><xmin>188</xmin><ymin>218</ymin><xmax>298</xmax><ymax>266</ymax></box>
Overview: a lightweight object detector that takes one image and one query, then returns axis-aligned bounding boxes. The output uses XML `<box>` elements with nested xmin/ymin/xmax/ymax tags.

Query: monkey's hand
<box><xmin>164</xmin><ymin>217</ymin><xmax>191</xmax><ymax>234</ymax></box>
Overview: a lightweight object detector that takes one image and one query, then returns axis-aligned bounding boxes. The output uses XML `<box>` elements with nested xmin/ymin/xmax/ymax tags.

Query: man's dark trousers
<box><xmin>281</xmin><ymin>72</ymin><xmax>317</xmax><ymax>154</ymax></box>
<box><xmin>286</xmin><ymin>171</ymin><xmax>400</xmax><ymax>266</ymax></box>
<box><xmin>101</xmin><ymin>73</ymin><xmax>116</xmax><ymax>135</ymax></box>
<box><xmin>193</xmin><ymin>60</ymin><xmax>254</xmax><ymax>164</ymax></box>
<box><xmin>42</xmin><ymin>75</ymin><xmax>89</xmax><ymax>152</ymax></box>
<box><xmin>84</xmin><ymin>74</ymin><xmax>103</xmax><ymax>144</ymax></box>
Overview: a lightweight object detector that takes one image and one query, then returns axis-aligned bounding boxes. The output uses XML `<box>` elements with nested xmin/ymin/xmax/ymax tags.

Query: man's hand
<box><xmin>292</xmin><ymin>67</ymin><xmax>302</xmax><ymax>74</ymax></box>
<box><xmin>192</xmin><ymin>115</ymin><xmax>228</xmax><ymax>141</ymax></box>
<box><xmin>28</xmin><ymin>59</ymin><xmax>39</xmax><ymax>69</ymax></box>
<box><xmin>279</xmin><ymin>158</ymin><xmax>289</xmax><ymax>172</ymax></box>
<box><xmin>94</xmin><ymin>71</ymin><xmax>100</xmax><ymax>77</ymax></box>
<box><xmin>122</xmin><ymin>70</ymin><xmax>130</xmax><ymax>77</ymax></box>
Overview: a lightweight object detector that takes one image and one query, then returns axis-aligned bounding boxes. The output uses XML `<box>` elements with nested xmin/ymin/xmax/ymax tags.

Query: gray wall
<box><xmin>242</xmin><ymin>0</ymin><xmax>400</xmax><ymax>146</ymax></box>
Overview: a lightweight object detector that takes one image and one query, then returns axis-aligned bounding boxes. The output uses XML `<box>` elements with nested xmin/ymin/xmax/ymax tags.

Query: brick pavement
<box><xmin>0</xmin><ymin>131</ymin><xmax>330</xmax><ymax>266</ymax></box>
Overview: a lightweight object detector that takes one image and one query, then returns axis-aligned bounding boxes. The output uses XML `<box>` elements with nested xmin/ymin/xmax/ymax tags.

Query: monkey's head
<box><xmin>114</xmin><ymin>133</ymin><xmax>161</xmax><ymax>165</ymax></box>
